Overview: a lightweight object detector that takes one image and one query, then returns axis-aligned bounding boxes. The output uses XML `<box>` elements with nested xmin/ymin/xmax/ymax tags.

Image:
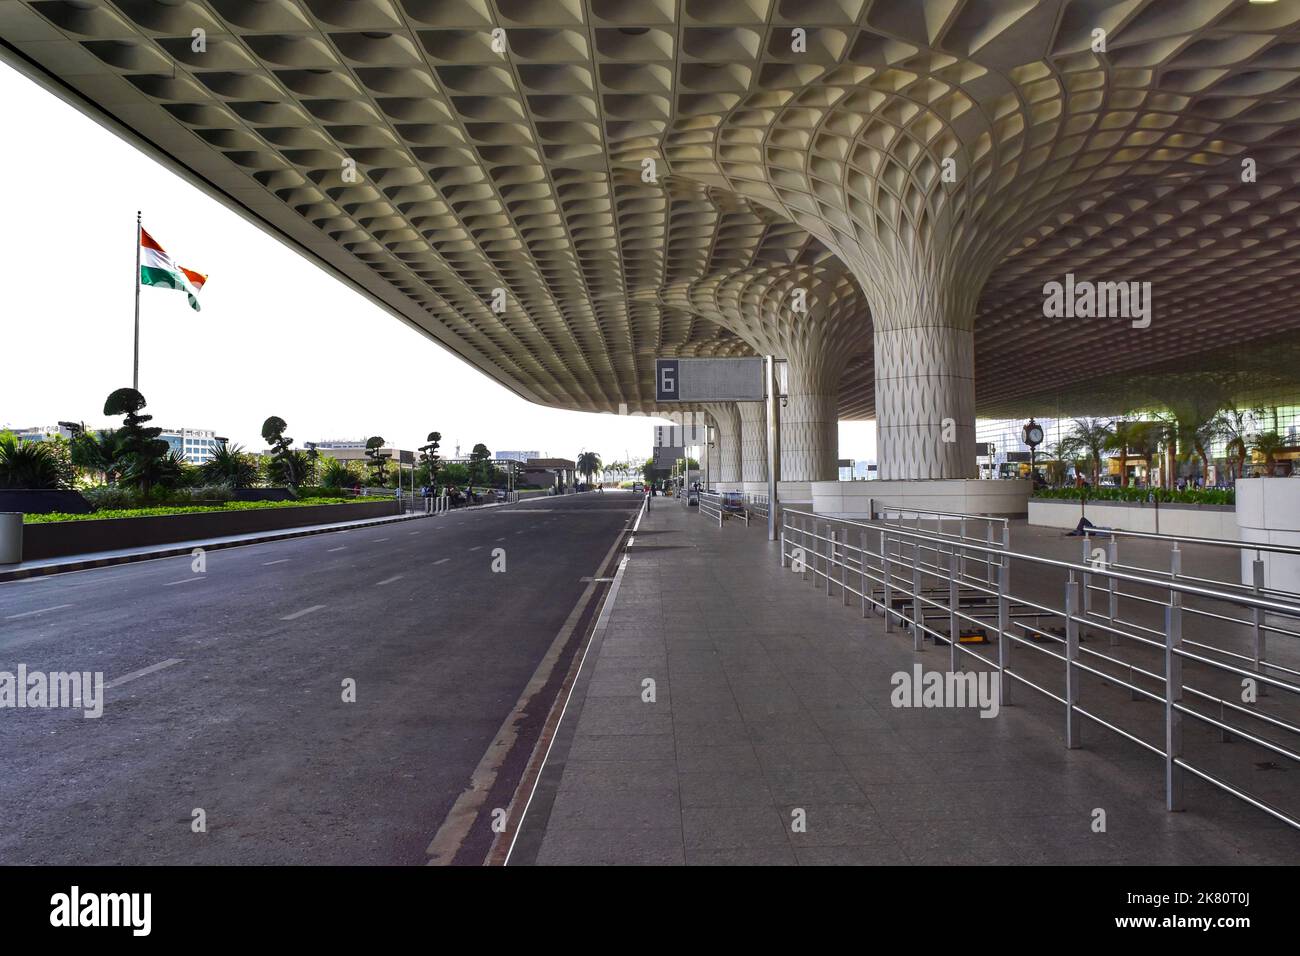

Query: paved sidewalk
<box><xmin>513</xmin><ymin>500</ymin><xmax>1300</xmax><ymax>865</ymax></box>
<box><xmin>0</xmin><ymin>510</ymin><xmax>426</xmax><ymax>582</ymax></box>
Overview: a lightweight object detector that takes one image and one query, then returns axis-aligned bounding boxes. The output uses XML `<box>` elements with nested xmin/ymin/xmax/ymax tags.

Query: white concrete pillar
<box><xmin>704</xmin><ymin>403</ymin><xmax>742</xmax><ymax>484</ymax></box>
<box><xmin>780</xmin><ymin>355</ymin><xmax>839</xmax><ymax>482</ymax></box>
<box><xmin>738</xmin><ymin>401</ymin><xmax>767</xmax><ymax>482</ymax></box>
<box><xmin>870</xmin><ymin>281</ymin><xmax>978</xmax><ymax>480</ymax></box>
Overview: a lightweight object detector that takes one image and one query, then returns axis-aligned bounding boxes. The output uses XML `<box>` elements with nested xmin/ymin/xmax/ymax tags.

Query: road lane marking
<box><xmin>164</xmin><ymin>577</ymin><xmax>205</xmax><ymax>586</ymax></box>
<box><xmin>262</xmin><ymin>559</ymin><xmax>290</xmax><ymax>566</ymax></box>
<box><xmin>409</xmin><ymin>531</ymin><xmax>421</xmax><ymax>535</ymax></box>
<box><xmin>434</xmin><ymin>558</ymin><xmax>450</xmax><ymax>565</ymax></box>
<box><xmin>496</xmin><ymin>537</ymin><xmax>505</xmax><ymax>541</ymax></box>
<box><xmin>469</xmin><ymin>546</ymin><xmax>482</xmax><ymax>552</ymax></box>
<box><xmin>281</xmin><ymin>604</ymin><xmax>326</xmax><ymax>621</ymax></box>
<box><xmin>4</xmin><ymin>604</ymin><xmax>72</xmax><ymax>620</ymax></box>
<box><xmin>104</xmin><ymin>658</ymin><xmax>183</xmax><ymax>690</ymax></box>
<box><xmin>373</xmin><ymin>537</ymin><xmax>390</xmax><ymax>542</ymax></box>
<box><xmin>327</xmin><ymin>546</ymin><xmax>346</xmax><ymax>552</ymax></box>
<box><xmin>376</xmin><ymin>574</ymin><xmax>405</xmax><ymax>586</ymax></box>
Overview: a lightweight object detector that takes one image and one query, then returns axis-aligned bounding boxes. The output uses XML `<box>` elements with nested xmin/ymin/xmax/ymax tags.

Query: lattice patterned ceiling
<box><xmin>2</xmin><ymin>0</ymin><xmax>1298</xmax><ymax>420</ymax></box>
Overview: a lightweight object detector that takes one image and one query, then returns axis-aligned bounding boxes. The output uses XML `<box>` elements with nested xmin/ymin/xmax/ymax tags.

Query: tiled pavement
<box><xmin>514</xmin><ymin>501</ymin><xmax>1300</xmax><ymax>865</ymax></box>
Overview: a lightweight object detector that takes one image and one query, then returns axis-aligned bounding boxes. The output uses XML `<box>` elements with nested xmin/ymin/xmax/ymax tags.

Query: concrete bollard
<box><xmin>0</xmin><ymin>513</ymin><xmax>23</xmax><ymax>565</ymax></box>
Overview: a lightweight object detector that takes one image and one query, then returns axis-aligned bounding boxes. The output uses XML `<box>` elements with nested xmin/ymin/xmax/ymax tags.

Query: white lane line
<box><xmin>262</xmin><ymin>559</ymin><xmax>290</xmax><ymax>566</ymax></box>
<box><xmin>281</xmin><ymin>604</ymin><xmax>326</xmax><ymax>621</ymax></box>
<box><xmin>469</xmin><ymin>546</ymin><xmax>482</xmax><ymax>552</ymax></box>
<box><xmin>4</xmin><ymin>604</ymin><xmax>73</xmax><ymax>620</ymax></box>
<box><xmin>104</xmin><ymin>658</ymin><xmax>183</xmax><ymax>691</ymax></box>
<box><xmin>496</xmin><ymin>537</ymin><xmax>506</xmax><ymax>542</ymax></box>
<box><xmin>327</xmin><ymin>546</ymin><xmax>346</xmax><ymax>552</ymax></box>
<box><xmin>373</xmin><ymin>537</ymin><xmax>390</xmax><ymax>542</ymax></box>
<box><xmin>434</xmin><ymin>558</ymin><xmax>450</xmax><ymax>566</ymax></box>
<box><xmin>164</xmin><ymin>577</ymin><xmax>205</xmax><ymax>587</ymax></box>
<box><xmin>376</xmin><ymin>574</ymin><xmax>405</xmax><ymax>586</ymax></box>
<box><xmin>409</xmin><ymin>531</ymin><xmax>421</xmax><ymax>535</ymax></box>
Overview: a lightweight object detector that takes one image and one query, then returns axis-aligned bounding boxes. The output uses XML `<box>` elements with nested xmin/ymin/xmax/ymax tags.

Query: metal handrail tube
<box><xmin>1174</xmin><ymin>645</ymin><xmax>1300</xmax><ymax>696</ymax></box>
<box><xmin>1174</xmin><ymin>760</ymin><xmax>1300</xmax><ymax>831</ymax></box>
<box><xmin>1101</xmin><ymin>526</ymin><xmax>1300</xmax><ymax>558</ymax></box>
<box><xmin>1174</xmin><ymin>704</ymin><xmax>1300</xmax><ymax>766</ymax></box>
<box><xmin>1183</xmin><ymin>684</ymin><xmax>1300</xmax><ymax>738</ymax></box>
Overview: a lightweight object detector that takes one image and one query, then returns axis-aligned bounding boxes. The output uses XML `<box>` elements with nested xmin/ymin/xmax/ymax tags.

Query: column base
<box><xmin>811</xmin><ymin>479</ymin><xmax>1032</xmax><ymax>518</ymax></box>
<box><xmin>1237</xmin><ymin>478</ymin><xmax>1300</xmax><ymax>593</ymax></box>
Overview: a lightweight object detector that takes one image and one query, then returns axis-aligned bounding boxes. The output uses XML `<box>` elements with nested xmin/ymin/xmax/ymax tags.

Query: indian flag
<box><xmin>140</xmin><ymin>228</ymin><xmax>207</xmax><ymax>311</ymax></box>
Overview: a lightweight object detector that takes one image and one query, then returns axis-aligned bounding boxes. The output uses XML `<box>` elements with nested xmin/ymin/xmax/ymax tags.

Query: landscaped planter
<box><xmin>1029</xmin><ymin>497</ymin><xmax>1237</xmax><ymax>538</ymax></box>
<box><xmin>21</xmin><ymin>501</ymin><xmax>399</xmax><ymax>561</ymax></box>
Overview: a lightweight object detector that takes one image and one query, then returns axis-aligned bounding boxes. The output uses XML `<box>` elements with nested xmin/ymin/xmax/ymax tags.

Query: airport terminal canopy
<box><xmin>3</xmin><ymin>0</ymin><xmax>1300</xmax><ymax>476</ymax></box>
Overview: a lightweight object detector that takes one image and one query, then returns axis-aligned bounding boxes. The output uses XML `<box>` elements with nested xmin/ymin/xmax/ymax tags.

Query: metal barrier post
<box><xmin>881</xmin><ymin>529</ymin><xmax>892</xmax><ymax>630</ymax></box>
<box><xmin>959</xmin><ymin>517</ymin><xmax>968</xmax><ymax>580</ymax></box>
<box><xmin>1065</xmin><ymin>571</ymin><xmax>1081</xmax><ymax>749</ymax></box>
<box><xmin>801</xmin><ymin>516</ymin><xmax>810</xmax><ymax>583</ymax></box>
<box><xmin>947</xmin><ymin>544</ymin><xmax>960</xmax><ymax>672</ymax></box>
<box><xmin>780</xmin><ymin>514</ymin><xmax>788</xmax><ymax>569</ymax></box>
<box><xmin>997</xmin><ymin>540</ymin><xmax>1010</xmax><ymax>706</ymax></box>
<box><xmin>1107</xmin><ymin>536</ymin><xmax>1119</xmax><ymax>646</ymax></box>
<box><xmin>1082</xmin><ymin>533</ymin><xmax>1093</xmax><ymax>614</ymax></box>
<box><xmin>911</xmin><ymin>541</ymin><xmax>923</xmax><ymax>652</ymax></box>
<box><xmin>826</xmin><ymin>528</ymin><xmax>836</xmax><ymax>598</ymax></box>
<box><xmin>842</xmin><ymin>527</ymin><xmax>852</xmax><ymax>607</ymax></box>
<box><xmin>1252</xmin><ymin>557</ymin><xmax>1266</xmax><ymax>694</ymax></box>
<box><xmin>1165</xmin><ymin>583</ymin><xmax>1184</xmax><ymax>812</ymax></box>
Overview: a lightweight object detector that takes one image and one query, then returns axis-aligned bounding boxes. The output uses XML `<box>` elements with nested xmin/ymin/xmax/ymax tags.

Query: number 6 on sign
<box><xmin>656</xmin><ymin>359</ymin><xmax>678</xmax><ymax>400</ymax></box>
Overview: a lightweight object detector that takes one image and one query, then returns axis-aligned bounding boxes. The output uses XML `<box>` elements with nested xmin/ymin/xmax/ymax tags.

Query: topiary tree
<box><xmin>419</xmin><ymin>431</ymin><xmax>441</xmax><ymax>488</ymax></box>
<box><xmin>261</xmin><ymin>415</ymin><xmax>297</xmax><ymax>487</ymax></box>
<box><xmin>467</xmin><ymin>442</ymin><xmax>491</xmax><ymax>487</ymax></box>
<box><xmin>104</xmin><ymin>387</ymin><xmax>170</xmax><ymax>493</ymax></box>
<box><xmin>365</xmin><ymin>436</ymin><xmax>391</xmax><ymax>486</ymax></box>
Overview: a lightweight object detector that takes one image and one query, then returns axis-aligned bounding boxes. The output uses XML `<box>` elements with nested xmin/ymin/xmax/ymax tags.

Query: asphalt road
<box><xmin>0</xmin><ymin>491</ymin><xmax>639</xmax><ymax>864</ymax></box>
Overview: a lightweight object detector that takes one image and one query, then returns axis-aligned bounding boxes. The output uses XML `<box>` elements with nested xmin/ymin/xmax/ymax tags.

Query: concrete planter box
<box><xmin>1028</xmin><ymin>497</ymin><xmax>1237</xmax><ymax>538</ymax></box>
<box><xmin>813</xmin><ymin>479</ymin><xmax>1032</xmax><ymax>518</ymax></box>
<box><xmin>21</xmin><ymin>501</ymin><xmax>399</xmax><ymax>561</ymax></box>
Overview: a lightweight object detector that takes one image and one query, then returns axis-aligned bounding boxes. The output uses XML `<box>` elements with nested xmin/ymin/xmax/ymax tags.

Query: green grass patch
<box><xmin>24</xmin><ymin>497</ymin><xmax>389</xmax><ymax>524</ymax></box>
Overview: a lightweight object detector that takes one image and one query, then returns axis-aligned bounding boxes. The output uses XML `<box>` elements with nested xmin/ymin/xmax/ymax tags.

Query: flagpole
<box><xmin>133</xmin><ymin>210</ymin><xmax>141</xmax><ymax>390</ymax></box>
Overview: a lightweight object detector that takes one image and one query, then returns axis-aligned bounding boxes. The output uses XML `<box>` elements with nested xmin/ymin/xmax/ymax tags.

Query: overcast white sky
<box><xmin>0</xmin><ymin>61</ymin><xmax>876</xmax><ymax>466</ymax></box>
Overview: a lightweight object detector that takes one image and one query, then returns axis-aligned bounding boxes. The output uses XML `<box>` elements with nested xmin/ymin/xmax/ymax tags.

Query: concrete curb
<box><xmin>0</xmin><ymin>511</ymin><xmax>429</xmax><ymax>583</ymax></box>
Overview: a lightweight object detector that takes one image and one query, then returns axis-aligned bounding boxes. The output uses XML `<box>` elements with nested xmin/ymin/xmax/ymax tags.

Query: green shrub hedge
<box><xmin>1033</xmin><ymin>486</ymin><xmax>1234</xmax><ymax>506</ymax></box>
<box><xmin>24</xmin><ymin>496</ymin><xmax>389</xmax><ymax>523</ymax></box>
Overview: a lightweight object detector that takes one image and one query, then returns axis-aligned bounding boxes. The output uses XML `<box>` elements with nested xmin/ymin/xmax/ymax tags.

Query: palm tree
<box><xmin>71</xmin><ymin>428</ymin><xmax>123</xmax><ymax>485</ymax></box>
<box><xmin>1215</xmin><ymin>403</ymin><xmax>1261</xmax><ymax>482</ymax></box>
<box><xmin>200</xmin><ymin>441</ymin><xmax>259</xmax><ymax>489</ymax></box>
<box><xmin>321</xmin><ymin>457</ymin><xmax>358</xmax><ymax>490</ymax></box>
<box><xmin>577</xmin><ymin>451</ymin><xmax>601</xmax><ymax>486</ymax></box>
<box><xmin>1252</xmin><ymin>431</ymin><xmax>1286</xmax><ymax>476</ymax></box>
<box><xmin>1060</xmin><ymin>418</ymin><xmax>1116</xmax><ymax>487</ymax></box>
<box><xmin>0</xmin><ymin>434</ymin><xmax>63</xmax><ymax>489</ymax></box>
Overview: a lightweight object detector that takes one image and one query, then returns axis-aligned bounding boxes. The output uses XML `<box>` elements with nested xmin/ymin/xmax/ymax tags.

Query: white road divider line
<box><xmin>4</xmin><ymin>604</ymin><xmax>73</xmax><ymax>620</ymax></box>
<box><xmin>469</xmin><ymin>546</ymin><xmax>482</xmax><ymax>552</ymax></box>
<box><xmin>163</xmin><ymin>577</ymin><xmax>205</xmax><ymax>586</ymax></box>
<box><xmin>376</xmin><ymin>574</ymin><xmax>405</xmax><ymax>586</ymax></box>
<box><xmin>373</xmin><ymin>537</ymin><xmax>390</xmax><ymax>542</ymax></box>
<box><xmin>281</xmin><ymin>604</ymin><xmax>326</xmax><ymax>621</ymax></box>
<box><xmin>327</xmin><ymin>546</ymin><xmax>346</xmax><ymax>552</ymax></box>
<box><xmin>104</xmin><ymin>658</ymin><xmax>183</xmax><ymax>691</ymax></box>
<box><xmin>262</xmin><ymin>559</ymin><xmax>290</xmax><ymax>566</ymax></box>
<box><xmin>434</xmin><ymin>558</ymin><xmax>450</xmax><ymax>565</ymax></box>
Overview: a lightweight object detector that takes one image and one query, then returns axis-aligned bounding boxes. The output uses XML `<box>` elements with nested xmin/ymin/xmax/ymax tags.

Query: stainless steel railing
<box><xmin>778</xmin><ymin>506</ymin><xmax>1300</xmax><ymax>830</ymax></box>
<box><xmin>697</xmin><ymin>491</ymin><xmax>724</xmax><ymax>527</ymax></box>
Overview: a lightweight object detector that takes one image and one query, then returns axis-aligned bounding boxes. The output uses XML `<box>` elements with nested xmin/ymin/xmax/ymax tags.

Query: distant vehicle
<box><xmin>632</xmin><ymin>482</ymin><xmax>644</xmax><ymax>493</ymax></box>
<box><xmin>720</xmin><ymin>490</ymin><xmax>745</xmax><ymax>513</ymax></box>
